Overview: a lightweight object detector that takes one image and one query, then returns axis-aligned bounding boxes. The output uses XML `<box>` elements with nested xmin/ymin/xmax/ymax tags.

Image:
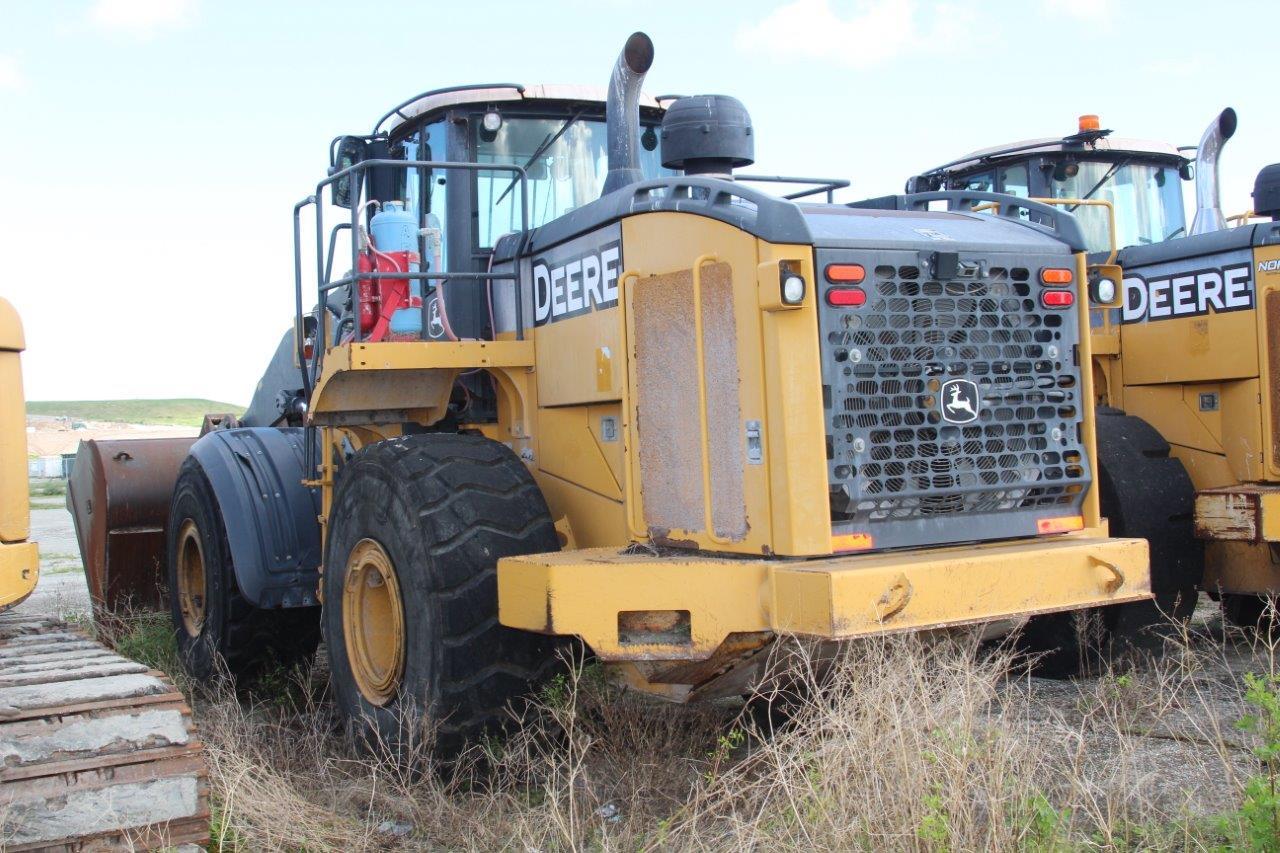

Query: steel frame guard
<box><xmin>293</xmin><ymin>159</ymin><xmax>531</xmax><ymax>478</ymax></box>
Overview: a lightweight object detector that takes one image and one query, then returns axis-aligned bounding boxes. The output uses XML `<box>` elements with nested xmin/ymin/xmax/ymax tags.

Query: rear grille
<box><xmin>819</xmin><ymin>251</ymin><xmax>1089</xmax><ymax>549</ymax></box>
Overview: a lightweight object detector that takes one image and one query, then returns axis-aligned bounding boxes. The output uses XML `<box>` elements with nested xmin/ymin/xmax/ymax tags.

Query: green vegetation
<box><xmin>28</xmin><ymin>479</ymin><xmax>66</xmax><ymax>498</ymax></box>
<box><xmin>27</xmin><ymin>398</ymin><xmax>243</xmax><ymax>428</ymax></box>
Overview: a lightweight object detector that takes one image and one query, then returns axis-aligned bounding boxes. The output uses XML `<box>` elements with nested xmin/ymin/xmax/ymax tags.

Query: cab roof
<box><xmin>379</xmin><ymin>84</ymin><xmax>667</xmax><ymax>136</ymax></box>
<box><xmin>923</xmin><ymin>133</ymin><xmax>1188</xmax><ymax>178</ymax></box>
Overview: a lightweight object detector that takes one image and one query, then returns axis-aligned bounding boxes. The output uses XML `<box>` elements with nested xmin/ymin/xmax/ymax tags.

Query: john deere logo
<box><xmin>940</xmin><ymin>379</ymin><xmax>980</xmax><ymax>424</ymax></box>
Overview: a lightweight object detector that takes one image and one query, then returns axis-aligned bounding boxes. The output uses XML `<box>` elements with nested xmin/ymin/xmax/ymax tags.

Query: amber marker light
<box><xmin>832</xmin><ymin>532</ymin><xmax>874</xmax><ymax>552</ymax></box>
<box><xmin>1041</xmin><ymin>267</ymin><xmax>1073</xmax><ymax>285</ymax></box>
<box><xmin>825</xmin><ymin>263</ymin><xmax>865</xmax><ymax>283</ymax></box>
<box><xmin>1037</xmin><ymin>515</ymin><xmax>1084</xmax><ymax>534</ymax></box>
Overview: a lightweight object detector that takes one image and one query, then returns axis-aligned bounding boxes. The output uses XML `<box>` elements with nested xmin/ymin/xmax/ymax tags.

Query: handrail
<box><xmin>689</xmin><ymin>254</ymin><xmax>731</xmax><ymax>546</ymax></box>
<box><xmin>371</xmin><ymin>82</ymin><xmax>526</xmax><ymax>135</ymax></box>
<box><xmin>311</xmin><ymin>159</ymin><xmax>530</xmax><ymax>355</ymax></box>
<box><xmin>1226</xmin><ymin>210</ymin><xmax>1259</xmax><ymax>228</ymax></box>
<box><xmin>1031</xmin><ymin>197</ymin><xmax>1118</xmax><ymax>265</ymax></box>
<box><xmin>617</xmin><ymin>270</ymin><xmax>648</xmax><ymax>541</ymax></box>
<box><xmin>735</xmin><ymin>173</ymin><xmax>851</xmax><ymax>202</ymax></box>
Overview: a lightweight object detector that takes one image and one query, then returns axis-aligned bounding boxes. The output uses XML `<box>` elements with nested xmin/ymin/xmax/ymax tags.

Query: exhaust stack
<box><xmin>1190</xmin><ymin>107</ymin><xmax>1238</xmax><ymax>236</ymax></box>
<box><xmin>602</xmin><ymin>31</ymin><xmax>654</xmax><ymax>196</ymax></box>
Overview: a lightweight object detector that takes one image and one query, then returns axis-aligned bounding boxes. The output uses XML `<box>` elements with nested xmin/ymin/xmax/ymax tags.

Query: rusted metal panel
<box><xmin>67</xmin><ymin>438</ymin><xmax>195</xmax><ymax>614</ymax></box>
<box><xmin>1195</xmin><ymin>488</ymin><xmax>1263</xmax><ymax>542</ymax></box>
<box><xmin>1195</xmin><ymin>483</ymin><xmax>1280</xmax><ymax>543</ymax></box>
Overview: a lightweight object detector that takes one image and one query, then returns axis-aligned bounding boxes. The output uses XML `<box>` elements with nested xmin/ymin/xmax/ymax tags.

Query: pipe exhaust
<box><xmin>1189</xmin><ymin>107</ymin><xmax>1238</xmax><ymax>236</ymax></box>
<box><xmin>602</xmin><ymin>31</ymin><xmax>654</xmax><ymax>196</ymax></box>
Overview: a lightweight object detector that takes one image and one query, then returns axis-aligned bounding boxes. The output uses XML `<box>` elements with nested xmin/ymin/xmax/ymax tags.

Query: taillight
<box><xmin>825</xmin><ymin>263</ymin><xmax>866</xmax><ymax>283</ymax></box>
<box><xmin>826</xmin><ymin>287</ymin><xmax>867</xmax><ymax>307</ymax></box>
<box><xmin>1041</xmin><ymin>290</ymin><xmax>1074</xmax><ymax>308</ymax></box>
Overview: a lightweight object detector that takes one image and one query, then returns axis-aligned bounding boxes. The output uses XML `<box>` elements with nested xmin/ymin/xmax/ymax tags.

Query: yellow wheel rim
<box><xmin>342</xmin><ymin>539</ymin><xmax>406</xmax><ymax>707</ymax></box>
<box><xmin>175</xmin><ymin>519</ymin><xmax>207</xmax><ymax>638</ymax></box>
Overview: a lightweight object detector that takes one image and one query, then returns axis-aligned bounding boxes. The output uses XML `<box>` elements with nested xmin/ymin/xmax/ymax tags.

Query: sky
<box><xmin>1</xmin><ymin>0</ymin><xmax>1276</xmax><ymax>404</ymax></box>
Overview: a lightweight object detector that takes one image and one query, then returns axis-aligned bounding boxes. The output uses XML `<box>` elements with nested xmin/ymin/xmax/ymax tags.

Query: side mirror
<box><xmin>329</xmin><ymin>136</ymin><xmax>366</xmax><ymax>208</ymax></box>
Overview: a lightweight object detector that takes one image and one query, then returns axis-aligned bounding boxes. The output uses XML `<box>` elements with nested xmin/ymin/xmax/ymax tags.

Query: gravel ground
<box><xmin>25</xmin><ymin>500</ymin><xmax>92</xmax><ymax>619</ymax></box>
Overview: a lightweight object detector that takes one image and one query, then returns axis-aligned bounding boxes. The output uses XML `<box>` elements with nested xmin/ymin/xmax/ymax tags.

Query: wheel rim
<box><xmin>342</xmin><ymin>539</ymin><xmax>406</xmax><ymax>707</ymax></box>
<box><xmin>175</xmin><ymin>519</ymin><xmax>207</xmax><ymax>638</ymax></box>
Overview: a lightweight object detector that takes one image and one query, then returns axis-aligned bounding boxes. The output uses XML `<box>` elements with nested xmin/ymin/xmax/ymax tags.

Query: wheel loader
<box><xmin>68</xmin><ymin>32</ymin><xmax>1151</xmax><ymax>755</ymax></box>
<box><xmin>0</xmin><ymin>297</ymin><xmax>208</xmax><ymax>850</ymax></box>
<box><xmin>902</xmin><ymin>108</ymin><xmax>1280</xmax><ymax>630</ymax></box>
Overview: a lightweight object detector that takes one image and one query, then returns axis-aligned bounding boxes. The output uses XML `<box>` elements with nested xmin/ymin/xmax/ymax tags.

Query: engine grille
<box><xmin>819</xmin><ymin>250</ymin><xmax>1090</xmax><ymax>549</ymax></box>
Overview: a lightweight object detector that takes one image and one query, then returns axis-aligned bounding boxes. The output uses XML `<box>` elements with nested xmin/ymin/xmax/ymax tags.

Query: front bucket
<box><xmin>67</xmin><ymin>438</ymin><xmax>195</xmax><ymax>615</ymax></box>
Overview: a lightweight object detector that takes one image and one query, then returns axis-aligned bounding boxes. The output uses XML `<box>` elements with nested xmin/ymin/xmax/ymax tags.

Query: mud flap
<box><xmin>187</xmin><ymin>428</ymin><xmax>321</xmax><ymax>608</ymax></box>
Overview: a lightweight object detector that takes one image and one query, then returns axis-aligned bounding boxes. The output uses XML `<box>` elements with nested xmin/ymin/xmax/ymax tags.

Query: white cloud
<box><xmin>0</xmin><ymin>55</ymin><xmax>24</xmax><ymax>92</ymax></box>
<box><xmin>736</xmin><ymin>0</ymin><xmax>971</xmax><ymax>69</ymax></box>
<box><xmin>1042</xmin><ymin>0</ymin><xmax>1111</xmax><ymax>22</ymax></box>
<box><xmin>87</xmin><ymin>0</ymin><xmax>198</xmax><ymax>39</ymax></box>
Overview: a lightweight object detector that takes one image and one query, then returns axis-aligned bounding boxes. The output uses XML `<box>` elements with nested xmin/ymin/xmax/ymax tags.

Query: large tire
<box><xmin>166</xmin><ymin>456</ymin><xmax>321</xmax><ymax>682</ymax></box>
<box><xmin>1019</xmin><ymin>409</ymin><xmax>1202</xmax><ymax>676</ymax></box>
<box><xmin>1223</xmin><ymin>593</ymin><xmax>1279</xmax><ymax>633</ymax></box>
<box><xmin>323</xmin><ymin>433</ymin><xmax>562</xmax><ymax>757</ymax></box>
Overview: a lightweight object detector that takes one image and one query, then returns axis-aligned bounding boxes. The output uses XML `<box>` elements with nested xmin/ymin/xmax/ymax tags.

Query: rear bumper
<box><xmin>0</xmin><ymin>541</ymin><xmax>39</xmax><ymax>612</ymax></box>
<box><xmin>498</xmin><ymin>534</ymin><xmax>1150</xmax><ymax>661</ymax></box>
<box><xmin>1195</xmin><ymin>485</ymin><xmax>1280</xmax><ymax>543</ymax></box>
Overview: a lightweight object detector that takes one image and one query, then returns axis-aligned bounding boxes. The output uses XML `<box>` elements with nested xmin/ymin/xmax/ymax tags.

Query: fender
<box><xmin>190</xmin><ymin>427</ymin><xmax>320</xmax><ymax>608</ymax></box>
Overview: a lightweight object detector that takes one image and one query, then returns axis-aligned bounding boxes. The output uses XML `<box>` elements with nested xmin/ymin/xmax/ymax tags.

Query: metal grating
<box><xmin>819</xmin><ymin>250</ymin><xmax>1089</xmax><ymax>547</ymax></box>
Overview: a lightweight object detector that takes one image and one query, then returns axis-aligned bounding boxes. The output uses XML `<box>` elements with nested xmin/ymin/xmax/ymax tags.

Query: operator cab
<box><xmin>907</xmin><ymin>116</ymin><xmax>1190</xmax><ymax>255</ymax></box>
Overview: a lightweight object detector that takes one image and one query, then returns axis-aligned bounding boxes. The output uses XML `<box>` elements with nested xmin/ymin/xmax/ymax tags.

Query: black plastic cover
<box><xmin>1255</xmin><ymin>163</ymin><xmax>1280</xmax><ymax>220</ymax></box>
<box><xmin>660</xmin><ymin>95</ymin><xmax>754</xmax><ymax>174</ymax></box>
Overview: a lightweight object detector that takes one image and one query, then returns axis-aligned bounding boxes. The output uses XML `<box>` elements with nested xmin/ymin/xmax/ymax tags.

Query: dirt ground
<box><xmin>26</xmin><ymin>415</ymin><xmax>196</xmax><ymax>458</ymax></box>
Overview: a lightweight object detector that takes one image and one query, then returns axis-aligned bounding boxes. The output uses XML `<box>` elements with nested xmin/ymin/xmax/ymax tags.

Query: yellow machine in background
<box><xmin>908</xmin><ymin>109</ymin><xmax>1280</xmax><ymax>627</ymax></box>
<box><xmin>0</xmin><ymin>297</ymin><xmax>209</xmax><ymax>850</ymax></box>
<box><xmin>0</xmin><ymin>296</ymin><xmax>38</xmax><ymax>611</ymax></box>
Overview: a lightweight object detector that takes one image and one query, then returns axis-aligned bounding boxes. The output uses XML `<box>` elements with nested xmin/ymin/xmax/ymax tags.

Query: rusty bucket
<box><xmin>67</xmin><ymin>438</ymin><xmax>195</xmax><ymax>615</ymax></box>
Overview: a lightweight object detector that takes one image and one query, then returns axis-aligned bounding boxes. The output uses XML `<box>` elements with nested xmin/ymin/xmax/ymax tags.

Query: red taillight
<box><xmin>1041</xmin><ymin>267</ymin><xmax>1073</xmax><ymax>285</ymax></box>
<box><xmin>825</xmin><ymin>263</ymin><xmax>866</xmax><ymax>283</ymax></box>
<box><xmin>826</xmin><ymin>287</ymin><xmax>867</xmax><ymax>307</ymax></box>
<box><xmin>1041</xmin><ymin>290</ymin><xmax>1074</xmax><ymax>308</ymax></box>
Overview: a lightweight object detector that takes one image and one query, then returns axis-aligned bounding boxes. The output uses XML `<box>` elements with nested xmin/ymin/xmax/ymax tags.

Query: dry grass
<box><xmin>91</xmin><ymin>608</ymin><xmax>1279</xmax><ymax>851</ymax></box>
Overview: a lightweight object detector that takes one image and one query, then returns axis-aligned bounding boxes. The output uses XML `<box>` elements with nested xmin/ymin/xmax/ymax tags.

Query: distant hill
<box><xmin>27</xmin><ymin>399</ymin><xmax>244</xmax><ymax>428</ymax></box>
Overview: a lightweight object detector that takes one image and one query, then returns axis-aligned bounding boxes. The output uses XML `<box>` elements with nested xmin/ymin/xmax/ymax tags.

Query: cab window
<box><xmin>474</xmin><ymin>115</ymin><xmax>671</xmax><ymax>248</ymax></box>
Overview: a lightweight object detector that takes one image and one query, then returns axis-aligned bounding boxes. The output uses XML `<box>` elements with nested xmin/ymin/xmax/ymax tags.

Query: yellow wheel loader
<box><xmin>906</xmin><ymin>108</ymin><xmax>1280</xmax><ymax>630</ymax></box>
<box><xmin>70</xmin><ymin>33</ymin><xmax>1150</xmax><ymax>755</ymax></box>
<box><xmin>0</xmin><ymin>297</ymin><xmax>208</xmax><ymax>850</ymax></box>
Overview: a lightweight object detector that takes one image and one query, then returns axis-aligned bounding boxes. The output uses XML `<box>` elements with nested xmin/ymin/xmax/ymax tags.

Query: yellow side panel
<box><xmin>1204</xmin><ymin>541</ymin><xmax>1280</xmax><ymax>595</ymax></box>
<box><xmin>533</xmin><ymin>472</ymin><xmax>626</xmax><ymax>550</ymax></box>
<box><xmin>619</xmin><ymin>213</ymin><xmax>774</xmax><ymax>555</ymax></box>
<box><xmin>1254</xmin><ymin>245</ymin><xmax>1280</xmax><ymax>479</ymax></box>
<box><xmin>1122</xmin><ymin>384</ymin><xmax>1222</xmax><ymax>456</ymax></box>
<box><xmin>756</xmin><ymin>244</ymin><xmax>831</xmax><ymax>555</ymax></box>
<box><xmin>1170</xmin><ymin>444</ymin><xmax>1238</xmax><ymax>492</ymax></box>
<box><xmin>0</xmin><ymin>351</ymin><xmax>29</xmax><ymax>544</ymax></box>
<box><xmin>0</xmin><ymin>542</ymin><xmax>38</xmax><ymax>612</ymax></box>
<box><xmin>586</xmin><ymin>402</ymin><xmax>624</xmax><ymax>490</ymax></box>
<box><xmin>0</xmin><ymin>298</ymin><xmax>23</xmax><ymax>351</ymax></box>
<box><xmin>537</xmin><ymin>406</ymin><xmax>622</xmax><ymax>501</ymax></box>
<box><xmin>1221</xmin><ymin>378</ymin><xmax>1267</xmax><ymax>482</ymax></box>
<box><xmin>1121</xmin><ymin>307</ymin><xmax>1258</xmax><ymax>386</ymax></box>
<box><xmin>534</xmin><ymin>309</ymin><xmax>620</xmax><ymax>407</ymax></box>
